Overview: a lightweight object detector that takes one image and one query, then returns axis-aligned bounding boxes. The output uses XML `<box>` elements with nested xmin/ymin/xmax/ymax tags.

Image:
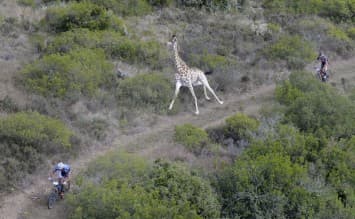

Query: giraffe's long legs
<box><xmin>203</xmin><ymin>85</ymin><xmax>210</xmax><ymax>100</ymax></box>
<box><xmin>169</xmin><ymin>82</ymin><xmax>181</xmax><ymax>110</ymax></box>
<box><xmin>188</xmin><ymin>84</ymin><xmax>199</xmax><ymax>115</ymax></box>
<box><xmin>203</xmin><ymin>82</ymin><xmax>223</xmax><ymax>104</ymax></box>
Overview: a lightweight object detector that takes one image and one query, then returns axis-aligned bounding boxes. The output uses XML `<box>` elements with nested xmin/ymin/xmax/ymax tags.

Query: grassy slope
<box><xmin>0</xmin><ymin>1</ymin><xmax>354</xmax><ymax>218</ymax></box>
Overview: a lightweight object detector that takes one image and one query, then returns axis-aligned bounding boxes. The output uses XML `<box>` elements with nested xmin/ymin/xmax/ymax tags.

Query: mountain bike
<box><xmin>47</xmin><ymin>178</ymin><xmax>70</xmax><ymax>209</ymax></box>
<box><xmin>315</xmin><ymin>67</ymin><xmax>330</xmax><ymax>82</ymax></box>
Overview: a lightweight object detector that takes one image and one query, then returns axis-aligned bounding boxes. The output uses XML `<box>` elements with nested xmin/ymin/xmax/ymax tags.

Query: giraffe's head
<box><xmin>167</xmin><ymin>35</ymin><xmax>178</xmax><ymax>50</ymax></box>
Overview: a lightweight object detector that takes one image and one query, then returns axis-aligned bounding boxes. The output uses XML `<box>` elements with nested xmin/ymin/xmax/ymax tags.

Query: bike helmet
<box><xmin>56</xmin><ymin>162</ymin><xmax>65</xmax><ymax>170</ymax></box>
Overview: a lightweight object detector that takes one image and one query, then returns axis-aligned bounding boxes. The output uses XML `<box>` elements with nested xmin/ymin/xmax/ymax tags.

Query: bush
<box><xmin>288</xmin><ymin>17</ymin><xmax>354</xmax><ymax>57</ymax></box>
<box><xmin>43</xmin><ymin>2</ymin><xmax>126</xmax><ymax>33</ymax></box>
<box><xmin>263</xmin><ymin>0</ymin><xmax>355</xmax><ymax>23</ymax></box>
<box><xmin>347</xmin><ymin>27</ymin><xmax>355</xmax><ymax>40</ymax></box>
<box><xmin>116</xmin><ymin>73</ymin><xmax>172</xmax><ymax>114</ymax></box>
<box><xmin>276</xmin><ymin>71</ymin><xmax>355</xmax><ymax>138</ymax></box>
<box><xmin>150</xmin><ymin>160</ymin><xmax>221</xmax><ymax>218</ymax></box>
<box><xmin>68</xmin><ymin>181</ymin><xmax>198</xmax><ymax>219</ymax></box>
<box><xmin>149</xmin><ymin>0</ymin><xmax>174</xmax><ymax>7</ymax></box>
<box><xmin>215</xmin><ymin>117</ymin><xmax>354</xmax><ymax>218</ymax></box>
<box><xmin>262</xmin><ymin>35</ymin><xmax>316</xmax><ymax>69</ymax></box>
<box><xmin>216</xmin><ymin>152</ymin><xmax>311</xmax><ymax>218</ymax></box>
<box><xmin>21</xmin><ymin>48</ymin><xmax>115</xmax><ymax>99</ymax></box>
<box><xmin>0</xmin><ymin>112</ymin><xmax>73</xmax><ymax>190</ymax></box>
<box><xmin>0</xmin><ymin>112</ymin><xmax>73</xmax><ymax>148</ymax></box>
<box><xmin>198</xmin><ymin>53</ymin><xmax>230</xmax><ymax>71</ymax></box>
<box><xmin>174</xmin><ymin>124</ymin><xmax>209</xmax><ymax>153</ymax></box>
<box><xmin>318</xmin><ymin>0</ymin><xmax>355</xmax><ymax>23</ymax></box>
<box><xmin>224</xmin><ymin>113</ymin><xmax>259</xmax><ymax>141</ymax></box>
<box><xmin>78</xmin><ymin>0</ymin><xmax>153</xmax><ymax>17</ymax></box>
<box><xmin>45</xmin><ymin>29</ymin><xmax>167</xmax><ymax>69</ymax></box>
<box><xmin>67</xmin><ymin>153</ymin><xmax>220</xmax><ymax>218</ymax></box>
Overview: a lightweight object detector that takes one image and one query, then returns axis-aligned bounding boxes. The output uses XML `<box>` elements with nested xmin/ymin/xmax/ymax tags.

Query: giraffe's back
<box><xmin>190</xmin><ymin>68</ymin><xmax>207</xmax><ymax>86</ymax></box>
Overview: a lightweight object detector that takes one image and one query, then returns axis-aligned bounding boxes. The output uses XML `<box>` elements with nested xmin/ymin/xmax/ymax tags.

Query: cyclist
<box><xmin>317</xmin><ymin>51</ymin><xmax>329</xmax><ymax>80</ymax></box>
<box><xmin>49</xmin><ymin>162</ymin><xmax>71</xmax><ymax>198</ymax></box>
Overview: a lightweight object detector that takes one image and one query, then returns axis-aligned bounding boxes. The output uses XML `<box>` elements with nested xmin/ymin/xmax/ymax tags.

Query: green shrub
<box><xmin>276</xmin><ymin>71</ymin><xmax>355</xmax><ymax>138</ymax></box>
<box><xmin>224</xmin><ymin>113</ymin><xmax>259</xmax><ymax>141</ymax></box>
<box><xmin>116</xmin><ymin>73</ymin><xmax>172</xmax><ymax>113</ymax></box>
<box><xmin>263</xmin><ymin>0</ymin><xmax>320</xmax><ymax>15</ymax></box>
<box><xmin>275</xmin><ymin>80</ymin><xmax>305</xmax><ymax>105</ymax></box>
<box><xmin>67</xmin><ymin>153</ymin><xmax>220</xmax><ymax>218</ymax></box>
<box><xmin>263</xmin><ymin>0</ymin><xmax>354</xmax><ymax>23</ymax></box>
<box><xmin>150</xmin><ymin>160</ymin><xmax>221</xmax><ymax>218</ymax></box>
<box><xmin>289</xmin><ymin>17</ymin><xmax>354</xmax><ymax>57</ymax></box>
<box><xmin>78</xmin><ymin>0</ymin><xmax>153</xmax><ymax>17</ymax></box>
<box><xmin>43</xmin><ymin>2</ymin><xmax>126</xmax><ymax>33</ymax></box>
<box><xmin>45</xmin><ymin>29</ymin><xmax>167</xmax><ymax>69</ymax></box>
<box><xmin>149</xmin><ymin>0</ymin><xmax>174</xmax><ymax>7</ymax></box>
<box><xmin>347</xmin><ymin>27</ymin><xmax>355</xmax><ymax>40</ymax></box>
<box><xmin>215</xmin><ymin>119</ymin><xmax>354</xmax><ymax>218</ymax></box>
<box><xmin>268</xmin><ymin>23</ymin><xmax>281</xmax><ymax>33</ymax></box>
<box><xmin>174</xmin><ymin>124</ymin><xmax>209</xmax><ymax>153</ymax></box>
<box><xmin>46</xmin><ymin>29</ymin><xmax>118</xmax><ymax>54</ymax></box>
<box><xmin>318</xmin><ymin>0</ymin><xmax>355</xmax><ymax>23</ymax></box>
<box><xmin>216</xmin><ymin>152</ymin><xmax>310</xmax><ymax>218</ymax></box>
<box><xmin>0</xmin><ymin>112</ymin><xmax>74</xmax><ymax>190</ymax></box>
<box><xmin>0</xmin><ymin>112</ymin><xmax>73</xmax><ymax>148</ymax></box>
<box><xmin>21</xmin><ymin>48</ymin><xmax>115</xmax><ymax>99</ymax></box>
<box><xmin>328</xmin><ymin>25</ymin><xmax>351</xmax><ymax>42</ymax></box>
<box><xmin>262</xmin><ymin>35</ymin><xmax>316</xmax><ymax>69</ymax></box>
<box><xmin>68</xmin><ymin>181</ymin><xmax>197</xmax><ymax>219</ymax></box>
<box><xmin>199</xmin><ymin>53</ymin><xmax>229</xmax><ymax>71</ymax></box>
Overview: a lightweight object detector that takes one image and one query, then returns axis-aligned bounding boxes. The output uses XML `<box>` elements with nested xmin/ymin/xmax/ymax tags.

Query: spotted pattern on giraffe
<box><xmin>167</xmin><ymin>35</ymin><xmax>223</xmax><ymax>115</ymax></box>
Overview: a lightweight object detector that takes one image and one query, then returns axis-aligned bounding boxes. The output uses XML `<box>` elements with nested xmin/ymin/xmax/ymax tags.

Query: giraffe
<box><xmin>167</xmin><ymin>35</ymin><xmax>223</xmax><ymax>115</ymax></box>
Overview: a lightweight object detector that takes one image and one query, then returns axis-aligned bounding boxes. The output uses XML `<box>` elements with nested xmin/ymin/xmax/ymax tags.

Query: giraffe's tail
<box><xmin>204</xmin><ymin>70</ymin><xmax>213</xmax><ymax>75</ymax></box>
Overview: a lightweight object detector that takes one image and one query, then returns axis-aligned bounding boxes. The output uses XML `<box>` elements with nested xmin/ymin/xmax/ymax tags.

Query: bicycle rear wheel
<box><xmin>48</xmin><ymin>192</ymin><xmax>57</xmax><ymax>209</ymax></box>
<box><xmin>65</xmin><ymin>180</ymin><xmax>70</xmax><ymax>192</ymax></box>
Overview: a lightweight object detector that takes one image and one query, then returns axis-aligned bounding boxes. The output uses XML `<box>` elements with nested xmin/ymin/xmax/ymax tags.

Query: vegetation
<box><xmin>67</xmin><ymin>153</ymin><xmax>220</xmax><ymax>218</ymax></box>
<box><xmin>43</xmin><ymin>2</ymin><xmax>126</xmax><ymax>33</ymax></box>
<box><xmin>224</xmin><ymin>113</ymin><xmax>259</xmax><ymax>141</ymax></box>
<box><xmin>215</xmin><ymin>124</ymin><xmax>355</xmax><ymax>218</ymax></box>
<box><xmin>0</xmin><ymin>112</ymin><xmax>74</xmax><ymax>189</ymax></box>
<box><xmin>263</xmin><ymin>0</ymin><xmax>355</xmax><ymax>23</ymax></box>
<box><xmin>45</xmin><ymin>28</ymin><xmax>166</xmax><ymax>68</ymax></box>
<box><xmin>174</xmin><ymin>124</ymin><xmax>209</xmax><ymax>153</ymax></box>
<box><xmin>81</xmin><ymin>0</ymin><xmax>153</xmax><ymax>17</ymax></box>
<box><xmin>21</xmin><ymin>48</ymin><xmax>115</xmax><ymax>99</ymax></box>
<box><xmin>116</xmin><ymin>73</ymin><xmax>172</xmax><ymax>114</ymax></box>
<box><xmin>262</xmin><ymin>35</ymin><xmax>316</xmax><ymax>69</ymax></box>
<box><xmin>1</xmin><ymin>0</ymin><xmax>355</xmax><ymax>217</ymax></box>
<box><xmin>276</xmin><ymin>71</ymin><xmax>355</xmax><ymax>138</ymax></box>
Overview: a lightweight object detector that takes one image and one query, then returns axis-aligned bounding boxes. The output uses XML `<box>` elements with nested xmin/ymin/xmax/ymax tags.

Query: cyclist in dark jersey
<box><xmin>317</xmin><ymin>52</ymin><xmax>329</xmax><ymax>79</ymax></box>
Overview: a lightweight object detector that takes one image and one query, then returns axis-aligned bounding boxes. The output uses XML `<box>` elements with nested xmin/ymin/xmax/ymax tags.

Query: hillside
<box><xmin>0</xmin><ymin>0</ymin><xmax>354</xmax><ymax>218</ymax></box>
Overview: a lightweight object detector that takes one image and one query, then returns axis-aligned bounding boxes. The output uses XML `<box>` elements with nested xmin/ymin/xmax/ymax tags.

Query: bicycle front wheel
<box><xmin>48</xmin><ymin>192</ymin><xmax>57</xmax><ymax>209</ymax></box>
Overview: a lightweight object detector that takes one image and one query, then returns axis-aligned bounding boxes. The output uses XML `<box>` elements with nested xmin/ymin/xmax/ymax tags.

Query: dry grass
<box><xmin>0</xmin><ymin>0</ymin><xmax>46</xmax><ymax>107</ymax></box>
<box><xmin>305</xmin><ymin>57</ymin><xmax>355</xmax><ymax>93</ymax></box>
<box><xmin>0</xmin><ymin>0</ymin><xmax>46</xmax><ymax>22</ymax></box>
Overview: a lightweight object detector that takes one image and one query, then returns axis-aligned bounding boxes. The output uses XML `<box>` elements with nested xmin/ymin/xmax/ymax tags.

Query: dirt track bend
<box><xmin>0</xmin><ymin>82</ymin><xmax>276</xmax><ymax>219</ymax></box>
<box><xmin>1</xmin><ymin>56</ymin><xmax>355</xmax><ymax>219</ymax></box>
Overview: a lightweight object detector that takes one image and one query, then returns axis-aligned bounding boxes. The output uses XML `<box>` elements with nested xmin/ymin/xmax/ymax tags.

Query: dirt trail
<box><xmin>0</xmin><ymin>82</ymin><xmax>275</xmax><ymax>219</ymax></box>
<box><xmin>1</xmin><ymin>57</ymin><xmax>354</xmax><ymax>219</ymax></box>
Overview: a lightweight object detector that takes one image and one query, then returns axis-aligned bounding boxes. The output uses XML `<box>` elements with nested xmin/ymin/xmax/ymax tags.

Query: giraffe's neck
<box><xmin>173</xmin><ymin>44</ymin><xmax>189</xmax><ymax>75</ymax></box>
